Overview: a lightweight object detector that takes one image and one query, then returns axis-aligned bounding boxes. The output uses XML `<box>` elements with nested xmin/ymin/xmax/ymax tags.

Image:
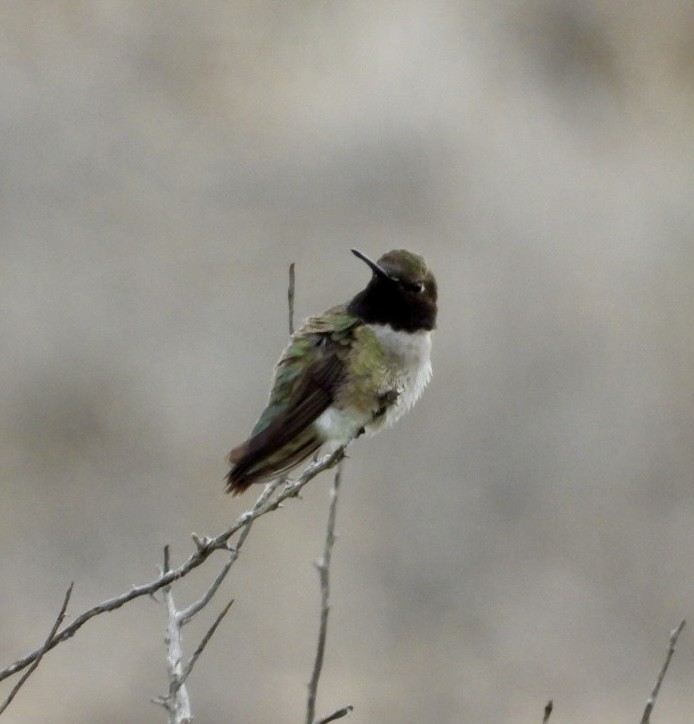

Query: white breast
<box><xmin>314</xmin><ymin>324</ymin><xmax>433</xmax><ymax>445</ymax></box>
<box><xmin>366</xmin><ymin>324</ymin><xmax>432</xmax><ymax>430</ymax></box>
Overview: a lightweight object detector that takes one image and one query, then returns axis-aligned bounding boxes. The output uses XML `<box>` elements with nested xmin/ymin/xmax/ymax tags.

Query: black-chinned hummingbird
<box><xmin>225</xmin><ymin>249</ymin><xmax>437</xmax><ymax>495</ymax></box>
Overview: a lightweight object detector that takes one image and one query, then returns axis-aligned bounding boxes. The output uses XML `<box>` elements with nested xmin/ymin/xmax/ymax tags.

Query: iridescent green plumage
<box><xmin>227</xmin><ymin>307</ymin><xmax>365</xmax><ymax>492</ymax></box>
<box><xmin>251</xmin><ymin>308</ymin><xmax>360</xmax><ymax>438</ymax></box>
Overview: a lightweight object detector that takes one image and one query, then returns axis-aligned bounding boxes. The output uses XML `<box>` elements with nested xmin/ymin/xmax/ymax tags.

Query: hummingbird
<box><xmin>225</xmin><ymin>248</ymin><xmax>437</xmax><ymax>495</ymax></box>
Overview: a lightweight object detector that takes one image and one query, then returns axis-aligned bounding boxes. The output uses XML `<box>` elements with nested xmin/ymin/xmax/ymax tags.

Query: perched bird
<box><xmin>225</xmin><ymin>249</ymin><xmax>437</xmax><ymax>495</ymax></box>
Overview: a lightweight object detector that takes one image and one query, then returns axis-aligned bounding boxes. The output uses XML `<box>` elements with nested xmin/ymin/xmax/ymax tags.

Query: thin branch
<box><xmin>176</xmin><ymin>554</ymin><xmax>234</xmax><ymax>627</ymax></box>
<box><xmin>0</xmin><ymin>583</ymin><xmax>74</xmax><ymax>717</ymax></box>
<box><xmin>640</xmin><ymin>619</ymin><xmax>686</xmax><ymax>723</ymax></box>
<box><xmin>306</xmin><ymin>459</ymin><xmax>344</xmax><ymax>724</ymax></box>
<box><xmin>159</xmin><ymin>547</ymin><xmax>192</xmax><ymax>724</ymax></box>
<box><xmin>315</xmin><ymin>704</ymin><xmax>354</xmax><ymax>723</ymax></box>
<box><xmin>0</xmin><ymin>447</ymin><xmax>345</xmax><ymax>686</ymax></box>
<box><xmin>177</xmin><ymin>478</ymin><xmax>281</xmax><ymax>626</ymax></box>
<box><xmin>155</xmin><ymin>557</ymin><xmax>233</xmax><ymax>719</ymax></box>
<box><xmin>180</xmin><ymin>599</ymin><xmax>234</xmax><ymax>686</ymax></box>
<box><xmin>288</xmin><ymin>262</ymin><xmax>296</xmax><ymax>335</ymax></box>
<box><xmin>542</xmin><ymin>699</ymin><xmax>553</xmax><ymax>722</ymax></box>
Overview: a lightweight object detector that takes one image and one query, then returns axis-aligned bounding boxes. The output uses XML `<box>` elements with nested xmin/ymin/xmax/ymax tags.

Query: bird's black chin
<box><xmin>347</xmin><ymin>276</ymin><xmax>436</xmax><ymax>332</ymax></box>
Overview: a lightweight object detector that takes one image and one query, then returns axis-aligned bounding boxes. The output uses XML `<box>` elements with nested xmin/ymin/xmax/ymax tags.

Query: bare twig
<box><xmin>153</xmin><ymin>557</ymin><xmax>235</xmax><ymax>721</ymax></box>
<box><xmin>154</xmin><ymin>557</ymin><xmax>234</xmax><ymax>723</ymax></box>
<box><xmin>0</xmin><ymin>447</ymin><xmax>345</xmax><ymax>686</ymax></box>
<box><xmin>316</xmin><ymin>704</ymin><xmax>354</xmax><ymax>723</ymax></box>
<box><xmin>288</xmin><ymin>262</ymin><xmax>296</xmax><ymax>335</ymax></box>
<box><xmin>0</xmin><ymin>583</ymin><xmax>73</xmax><ymax>717</ymax></box>
<box><xmin>543</xmin><ymin>699</ymin><xmax>553</xmax><ymax>722</ymax></box>
<box><xmin>158</xmin><ymin>546</ymin><xmax>193</xmax><ymax>724</ymax></box>
<box><xmin>176</xmin><ymin>554</ymin><xmax>234</xmax><ymax>627</ymax></box>
<box><xmin>180</xmin><ymin>599</ymin><xmax>234</xmax><ymax>686</ymax></box>
<box><xmin>306</xmin><ymin>459</ymin><xmax>345</xmax><ymax>724</ymax></box>
<box><xmin>177</xmin><ymin>478</ymin><xmax>281</xmax><ymax>626</ymax></box>
<box><xmin>640</xmin><ymin>619</ymin><xmax>686</xmax><ymax>723</ymax></box>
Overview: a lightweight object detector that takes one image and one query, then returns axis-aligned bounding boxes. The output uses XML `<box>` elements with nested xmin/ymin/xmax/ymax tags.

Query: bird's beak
<box><xmin>351</xmin><ymin>249</ymin><xmax>394</xmax><ymax>281</ymax></box>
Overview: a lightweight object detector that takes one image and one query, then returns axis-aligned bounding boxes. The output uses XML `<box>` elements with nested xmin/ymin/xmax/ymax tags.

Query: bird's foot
<box><xmin>373</xmin><ymin>389</ymin><xmax>399</xmax><ymax>419</ymax></box>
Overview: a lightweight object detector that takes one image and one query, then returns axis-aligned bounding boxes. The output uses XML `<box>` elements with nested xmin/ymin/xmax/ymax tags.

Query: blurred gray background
<box><xmin>1</xmin><ymin>2</ymin><xmax>693</xmax><ymax>722</ymax></box>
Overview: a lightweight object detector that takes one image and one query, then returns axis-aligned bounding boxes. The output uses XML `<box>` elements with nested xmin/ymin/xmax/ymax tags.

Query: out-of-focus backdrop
<box><xmin>2</xmin><ymin>2</ymin><xmax>693</xmax><ymax>722</ymax></box>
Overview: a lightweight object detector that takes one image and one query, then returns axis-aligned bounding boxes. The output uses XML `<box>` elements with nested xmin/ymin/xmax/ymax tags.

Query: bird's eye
<box><xmin>409</xmin><ymin>281</ymin><xmax>425</xmax><ymax>294</ymax></box>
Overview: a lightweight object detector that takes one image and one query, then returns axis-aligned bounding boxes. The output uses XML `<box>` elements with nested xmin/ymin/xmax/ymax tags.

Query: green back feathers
<box><xmin>250</xmin><ymin>308</ymin><xmax>361</xmax><ymax>437</ymax></box>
